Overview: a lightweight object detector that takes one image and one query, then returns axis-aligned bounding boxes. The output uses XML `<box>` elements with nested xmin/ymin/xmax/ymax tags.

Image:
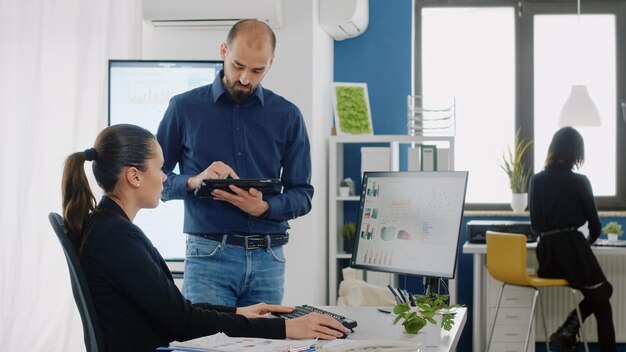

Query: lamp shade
<box><xmin>558</xmin><ymin>85</ymin><xmax>601</xmax><ymax>127</ymax></box>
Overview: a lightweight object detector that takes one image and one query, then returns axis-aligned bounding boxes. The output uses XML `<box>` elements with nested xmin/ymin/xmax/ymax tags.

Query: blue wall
<box><xmin>334</xmin><ymin>0</ymin><xmax>411</xmax><ymax>135</ymax></box>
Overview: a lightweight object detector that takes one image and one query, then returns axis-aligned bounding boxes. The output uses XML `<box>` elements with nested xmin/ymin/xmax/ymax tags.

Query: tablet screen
<box><xmin>194</xmin><ymin>178</ymin><xmax>281</xmax><ymax>198</ymax></box>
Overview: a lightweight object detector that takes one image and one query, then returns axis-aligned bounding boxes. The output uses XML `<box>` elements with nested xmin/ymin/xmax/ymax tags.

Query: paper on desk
<box><xmin>160</xmin><ymin>333</ymin><xmax>317</xmax><ymax>352</ymax></box>
<box><xmin>318</xmin><ymin>339</ymin><xmax>421</xmax><ymax>352</ymax></box>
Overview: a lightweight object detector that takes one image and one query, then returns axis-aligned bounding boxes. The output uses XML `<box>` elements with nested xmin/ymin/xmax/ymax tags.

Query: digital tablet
<box><xmin>194</xmin><ymin>178</ymin><xmax>281</xmax><ymax>198</ymax></box>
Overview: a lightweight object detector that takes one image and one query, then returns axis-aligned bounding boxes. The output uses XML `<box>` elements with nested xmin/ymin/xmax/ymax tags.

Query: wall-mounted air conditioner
<box><xmin>319</xmin><ymin>0</ymin><xmax>369</xmax><ymax>41</ymax></box>
<box><xmin>142</xmin><ymin>0</ymin><xmax>284</xmax><ymax>29</ymax></box>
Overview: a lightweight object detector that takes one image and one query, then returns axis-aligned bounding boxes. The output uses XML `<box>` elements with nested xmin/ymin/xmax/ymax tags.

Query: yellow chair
<box><xmin>485</xmin><ymin>231</ymin><xmax>588</xmax><ymax>352</ymax></box>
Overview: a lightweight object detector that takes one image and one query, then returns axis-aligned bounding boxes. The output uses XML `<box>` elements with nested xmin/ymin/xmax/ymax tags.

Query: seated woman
<box><xmin>529</xmin><ymin>126</ymin><xmax>616</xmax><ymax>352</ymax></box>
<box><xmin>61</xmin><ymin>124</ymin><xmax>347</xmax><ymax>351</ymax></box>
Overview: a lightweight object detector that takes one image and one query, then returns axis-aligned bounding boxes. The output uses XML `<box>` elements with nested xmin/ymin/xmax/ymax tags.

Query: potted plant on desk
<box><xmin>499</xmin><ymin>129</ymin><xmax>533</xmax><ymax>213</ymax></box>
<box><xmin>341</xmin><ymin>222</ymin><xmax>356</xmax><ymax>254</ymax></box>
<box><xmin>392</xmin><ymin>292</ymin><xmax>458</xmax><ymax>335</ymax></box>
<box><xmin>602</xmin><ymin>221</ymin><xmax>623</xmax><ymax>242</ymax></box>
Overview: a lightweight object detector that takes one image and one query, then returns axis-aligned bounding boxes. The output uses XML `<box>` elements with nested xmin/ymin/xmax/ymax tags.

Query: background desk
<box><xmin>463</xmin><ymin>241</ymin><xmax>626</xmax><ymax>352</ymax></box>
<box><xmin>319</xmin><ymin>306</ymin><xmax>467</xmax><ymax>352</ymax></box>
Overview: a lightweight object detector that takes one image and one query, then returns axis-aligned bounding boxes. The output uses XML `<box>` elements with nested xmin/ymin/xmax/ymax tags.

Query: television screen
<box><xmin>350</xmin><ymin>171</ymin><xmax>468</xmax><ymax>279</ymax></box>
<box><xmin>108</xmin><ymin>60</ymin><xmax>223</xmax><ymax>259</ymax></box>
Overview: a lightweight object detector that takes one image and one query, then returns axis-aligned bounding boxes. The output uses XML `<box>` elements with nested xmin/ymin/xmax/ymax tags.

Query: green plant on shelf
<box><xmin>601</xmin><ymin>221</ymin><xmax>623</xmax><ymax>237</ymax></box>
<box><xmin>341</xmin><ymin>222</ymin><xmax>356</xmax><ymax>241</ymax></box>
<box><xmin>392</xmin><ymin>293</ymin><xmax>459</xmax><ymax>334</ymax></box>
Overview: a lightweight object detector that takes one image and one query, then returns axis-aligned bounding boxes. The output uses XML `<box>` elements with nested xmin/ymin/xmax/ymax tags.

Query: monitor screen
<box><xmin>350</xmin><ymin>171</ymin><xmax>468</xmax><ymax>279</ymax></box>
<box><xmin>108</xmin><ymin>60</ymin><xmax>223</xmax><ymax>259</ymax></box>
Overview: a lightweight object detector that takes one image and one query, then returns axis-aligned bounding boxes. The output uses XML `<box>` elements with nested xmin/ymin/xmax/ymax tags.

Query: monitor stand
<box><xmin>424</xmin><ymin>276</ymin><xmax>441</xmax><ymax>295</ymax></box>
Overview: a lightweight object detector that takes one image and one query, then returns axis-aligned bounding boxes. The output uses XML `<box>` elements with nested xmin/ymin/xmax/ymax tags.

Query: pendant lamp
<box><xmin>558</xmin><ymin>85</ymin><xmax>601</xmax><ymax>126</ymax></box>
<box><xmin>557</xmin><ymin>0</ymin><xmax>601</xmax><ymax>127</ymax></box>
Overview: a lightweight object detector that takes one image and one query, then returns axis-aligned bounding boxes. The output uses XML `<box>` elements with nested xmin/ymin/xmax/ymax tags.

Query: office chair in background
<box><xmin>485</xmin><ymin>231</ymin><xmax>588</xmax><ymax>352</ymax></box>
<box><xmin>48</xmin><ymin>212</ymin><xmax>104</xmax><ymax>352</ymax></box>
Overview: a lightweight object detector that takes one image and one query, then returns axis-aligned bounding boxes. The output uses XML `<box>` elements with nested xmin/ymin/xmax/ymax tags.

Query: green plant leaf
<box><xmin>403</xmin><ymin>317</ymin><xmax>427</xmax><ymax>334</ymax></box>
<box><xmin>393</xmin><ymin>303</ymin><xmax>410</xmax><ymax>314</ymax></box>
<box><xmin>441</xmin><ymin>314</ymin><xmax>455</xmax><ymax>331</ymax></box>
<box><xmin>425</xmin><ymin>316</ymin><xmax>437</xmax><ymax>325</ymax></box>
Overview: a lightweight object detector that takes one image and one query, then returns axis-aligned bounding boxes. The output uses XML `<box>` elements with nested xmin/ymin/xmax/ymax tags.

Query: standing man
<box><xmin>156</xmin><ymin>20</ymin><xmax>313</xmax><ymax>307</ymax></box>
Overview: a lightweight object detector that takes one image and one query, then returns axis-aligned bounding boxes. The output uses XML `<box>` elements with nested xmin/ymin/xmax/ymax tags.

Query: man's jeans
<box><xmin>182</xmin><ymin>234</ymin><xmax>286</xmax><ymax>306</ymax></box>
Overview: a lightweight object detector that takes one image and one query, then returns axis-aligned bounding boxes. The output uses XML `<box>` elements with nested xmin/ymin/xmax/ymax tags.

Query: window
<box><xmin>533</xmin><ymin>13</ymin><xmax>616</xmax><ymax>197</ymax></box>
<box><xmin>416</xmin><ymin>0</ymin><xmax>626</xmax><ymax>209</ymax></box>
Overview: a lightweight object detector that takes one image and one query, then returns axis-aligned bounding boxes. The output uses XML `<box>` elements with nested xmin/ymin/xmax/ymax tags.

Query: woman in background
<box><xmin>529</xmin><ymin>126</ymin><xmax>616</xmax><ymax>352</ymax></box>
<box><xmin>61</xmin><ymin>124</ymin><xmax>347</xmax><ymax>351</ymax></box>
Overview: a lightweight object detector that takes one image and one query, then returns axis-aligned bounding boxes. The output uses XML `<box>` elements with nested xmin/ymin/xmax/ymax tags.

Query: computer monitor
<box><xmin>108</xmin><ymin>60</ymin><xmax>223</xmax><ymax>259</ymax></box>
<box><xmin>350</xmin><ymin>171</ymin><xmax>468</xmax><ymax>292</ymax></box>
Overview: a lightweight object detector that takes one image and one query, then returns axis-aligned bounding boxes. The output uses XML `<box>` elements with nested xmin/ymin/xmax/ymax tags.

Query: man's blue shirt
<box><xmin>156</xmin><ymin>71</ymin><xmax>313</xmax><ymax>235</ymax></box>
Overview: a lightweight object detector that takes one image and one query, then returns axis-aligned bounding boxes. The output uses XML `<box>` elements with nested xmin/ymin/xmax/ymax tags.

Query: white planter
<box><xmin>339</xmin><ymin>187</ymin><xmax>350</xmax><ymax>197</ymax></box>
<box><xmin>608</xmin><ymin>233</ymin><xmax>619</xmax><ymax>242</ymax></box>
<box><xmin>511</xmin><ymin>193</ymin><xmax>528</xmax><ymax>213</ymax></box>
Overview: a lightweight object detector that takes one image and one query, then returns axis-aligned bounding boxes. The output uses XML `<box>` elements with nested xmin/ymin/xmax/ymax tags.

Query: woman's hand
<box><xmin>285</xmin><ymin>313</ymin><xmax>349</xmax><ymax>340</ymax></box>
<box><xmin>236</xmin><ymin>303</ymin><xmax>293</xmax><ymax>319</ymax></box>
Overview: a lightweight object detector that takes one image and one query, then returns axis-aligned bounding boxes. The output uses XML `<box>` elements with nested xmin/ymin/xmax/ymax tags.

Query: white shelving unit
<box><xmin>327</xmin><ymin>135</ymin><xmax>455</xmax><ymax>305</ymax></box>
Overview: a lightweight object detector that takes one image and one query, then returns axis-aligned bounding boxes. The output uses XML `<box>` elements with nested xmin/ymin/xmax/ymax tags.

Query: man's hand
<box><xmin>212</xmin><ymin>186</ymin><xmax>270</xmax><ymax>217</ymax></box>
<box><xmin>187</xmin><ymin>161</ymin><xmax>239</xmax><ymax>191</ymax></box>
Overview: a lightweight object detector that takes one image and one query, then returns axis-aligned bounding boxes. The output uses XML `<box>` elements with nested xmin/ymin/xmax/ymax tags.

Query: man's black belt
<box><xmin>190</xmin><ymin>233</ymin><xmax>289</xmax><ymax>249</ymax></box>
<box><xmin>541</xmin><ymin>227</ymin><xmax>577</xmax><ymax>236</ymax></box>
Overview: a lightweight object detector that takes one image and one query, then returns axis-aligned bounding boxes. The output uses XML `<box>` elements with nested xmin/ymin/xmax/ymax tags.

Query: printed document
<box><xmin>157</xmin><ymin>333</ymin><xmax>317</xmax><ymax>352</ymax></box>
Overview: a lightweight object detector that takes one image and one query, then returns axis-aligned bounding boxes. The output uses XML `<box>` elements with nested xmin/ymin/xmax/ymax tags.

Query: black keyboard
<box><xmin>273</xmin><ymin>305</ymin><xmax>358</xmax><ymax>330</ymax></box>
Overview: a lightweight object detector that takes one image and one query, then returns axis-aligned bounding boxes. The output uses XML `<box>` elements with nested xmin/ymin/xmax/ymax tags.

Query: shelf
<box><xmin>329</xmin><ymin>134</ymin><xmax>454</xmax><ymax>143</ymax></box>
<box><xmin>336</xmin><ymin>196</ymin><xmax>360</xmax><ymax>201</ymax></box>
<box><xmin>327</xmin><ymin>134</ymin><xmax>456</xmax><ymax>305</ymax></box>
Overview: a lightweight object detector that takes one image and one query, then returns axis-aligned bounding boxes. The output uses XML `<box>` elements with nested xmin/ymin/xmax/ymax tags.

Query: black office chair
<box><xmin>48</xmin><ymin>212</ymin><xmax>104</xmax><ymax>352</ymax></box>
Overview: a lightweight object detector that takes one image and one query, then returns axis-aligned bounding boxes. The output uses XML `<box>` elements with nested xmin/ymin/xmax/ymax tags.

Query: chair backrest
<box><xmin>486</xmin><ymin>231</ymin><xmax>531</xmax><ymax>286</ymax></box>
<box><xmin>48</xmin><ymin>212</ymin><xmax>104</xmax><ymax>352</ymax></box>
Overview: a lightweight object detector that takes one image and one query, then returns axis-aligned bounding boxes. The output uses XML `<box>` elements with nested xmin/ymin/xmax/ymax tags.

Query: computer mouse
<box><xmin>334</xmin><ymin>329</ymin><xmax>349</xmax><ymax>339</ymax></box>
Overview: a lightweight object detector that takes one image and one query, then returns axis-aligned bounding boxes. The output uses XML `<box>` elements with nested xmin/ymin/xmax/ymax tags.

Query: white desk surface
<box><xmin>463</xmin><ymin>240</ymin><xmax>626</xmax><ymax>255</ymax></box>
<box><xmin>168</xmin><ymin>307</ymin><xmax>466</xmax><ymax>352</ymax></box>
<box><xmin>317</xmin><ymin>306</ymin><xmax>467</xmax><ymax>352</ymax></box>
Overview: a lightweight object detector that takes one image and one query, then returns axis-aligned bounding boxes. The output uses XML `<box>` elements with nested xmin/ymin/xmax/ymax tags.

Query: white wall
<box><xmin>142</xmin><ymin>0</ymin><xmax>334</xmax><ymax>305</ymax></box>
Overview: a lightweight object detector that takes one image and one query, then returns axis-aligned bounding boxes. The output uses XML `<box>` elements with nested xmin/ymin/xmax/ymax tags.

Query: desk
<box><xmin>318</xmin><ymin>306</ymin><xmax>467</xmax><ymax>352</ymax></box>
<box><xmin>463</xmin><ymin>241</ymin><xmax>626</xmax><ymax>352</ymax></box>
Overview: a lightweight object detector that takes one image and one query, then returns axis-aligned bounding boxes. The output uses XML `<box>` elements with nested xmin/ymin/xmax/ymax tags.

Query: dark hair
<box><xmin>226</xmin><ymin>19</ymin><xmax>276</xmax><ymax>53</ymax></box>
<box><xmin>544</xmin><ymin>126</ymin><xmax>585</xmax><ymax>170</ymax></box>
<box><xmin>61</xmin><ymin>124</ymin><xmax>155</xmax><ymax>253</ymax></box>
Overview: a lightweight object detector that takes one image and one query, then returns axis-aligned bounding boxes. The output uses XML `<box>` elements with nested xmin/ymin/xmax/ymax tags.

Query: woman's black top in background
<box><xmin>529</xmin><ymin>166</ymin><xmax>605</xmax><ymax>288</ymax></box>
<box><xmin>79</xmin><ymin>196</ymin><xmax>284</xmax><ymax>351</ymax></box>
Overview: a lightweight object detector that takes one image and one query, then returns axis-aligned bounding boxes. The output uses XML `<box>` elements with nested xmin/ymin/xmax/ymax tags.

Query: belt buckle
<box><xmin>243</xmin><ymin>235</ymin><xmax>265</xmax><ymax>249</ymax></box>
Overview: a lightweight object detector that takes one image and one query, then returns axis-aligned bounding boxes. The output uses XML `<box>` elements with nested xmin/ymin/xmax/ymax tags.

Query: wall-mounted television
<box><xmin>350</xmin><ymin>171</ymin><xmax>468</xmax><ymax>292</ymax></box>
<box><xmin>108</xmin><ymin>60</ymin><xmax>224</xmax><ymax>259</ymax></box>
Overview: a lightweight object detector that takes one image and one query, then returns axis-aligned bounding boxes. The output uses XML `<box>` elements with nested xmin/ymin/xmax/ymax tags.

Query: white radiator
<box><xmin>532</xmin><ymin>255</ymin><xmax>626</xmax><ymax>342</ymax></box>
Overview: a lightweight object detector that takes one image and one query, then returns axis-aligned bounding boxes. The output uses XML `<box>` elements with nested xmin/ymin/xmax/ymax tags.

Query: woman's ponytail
<box><xmin>61</xmin><ymin>150</ymin><xmax>96</xmax><ymax>253</ymax></box>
